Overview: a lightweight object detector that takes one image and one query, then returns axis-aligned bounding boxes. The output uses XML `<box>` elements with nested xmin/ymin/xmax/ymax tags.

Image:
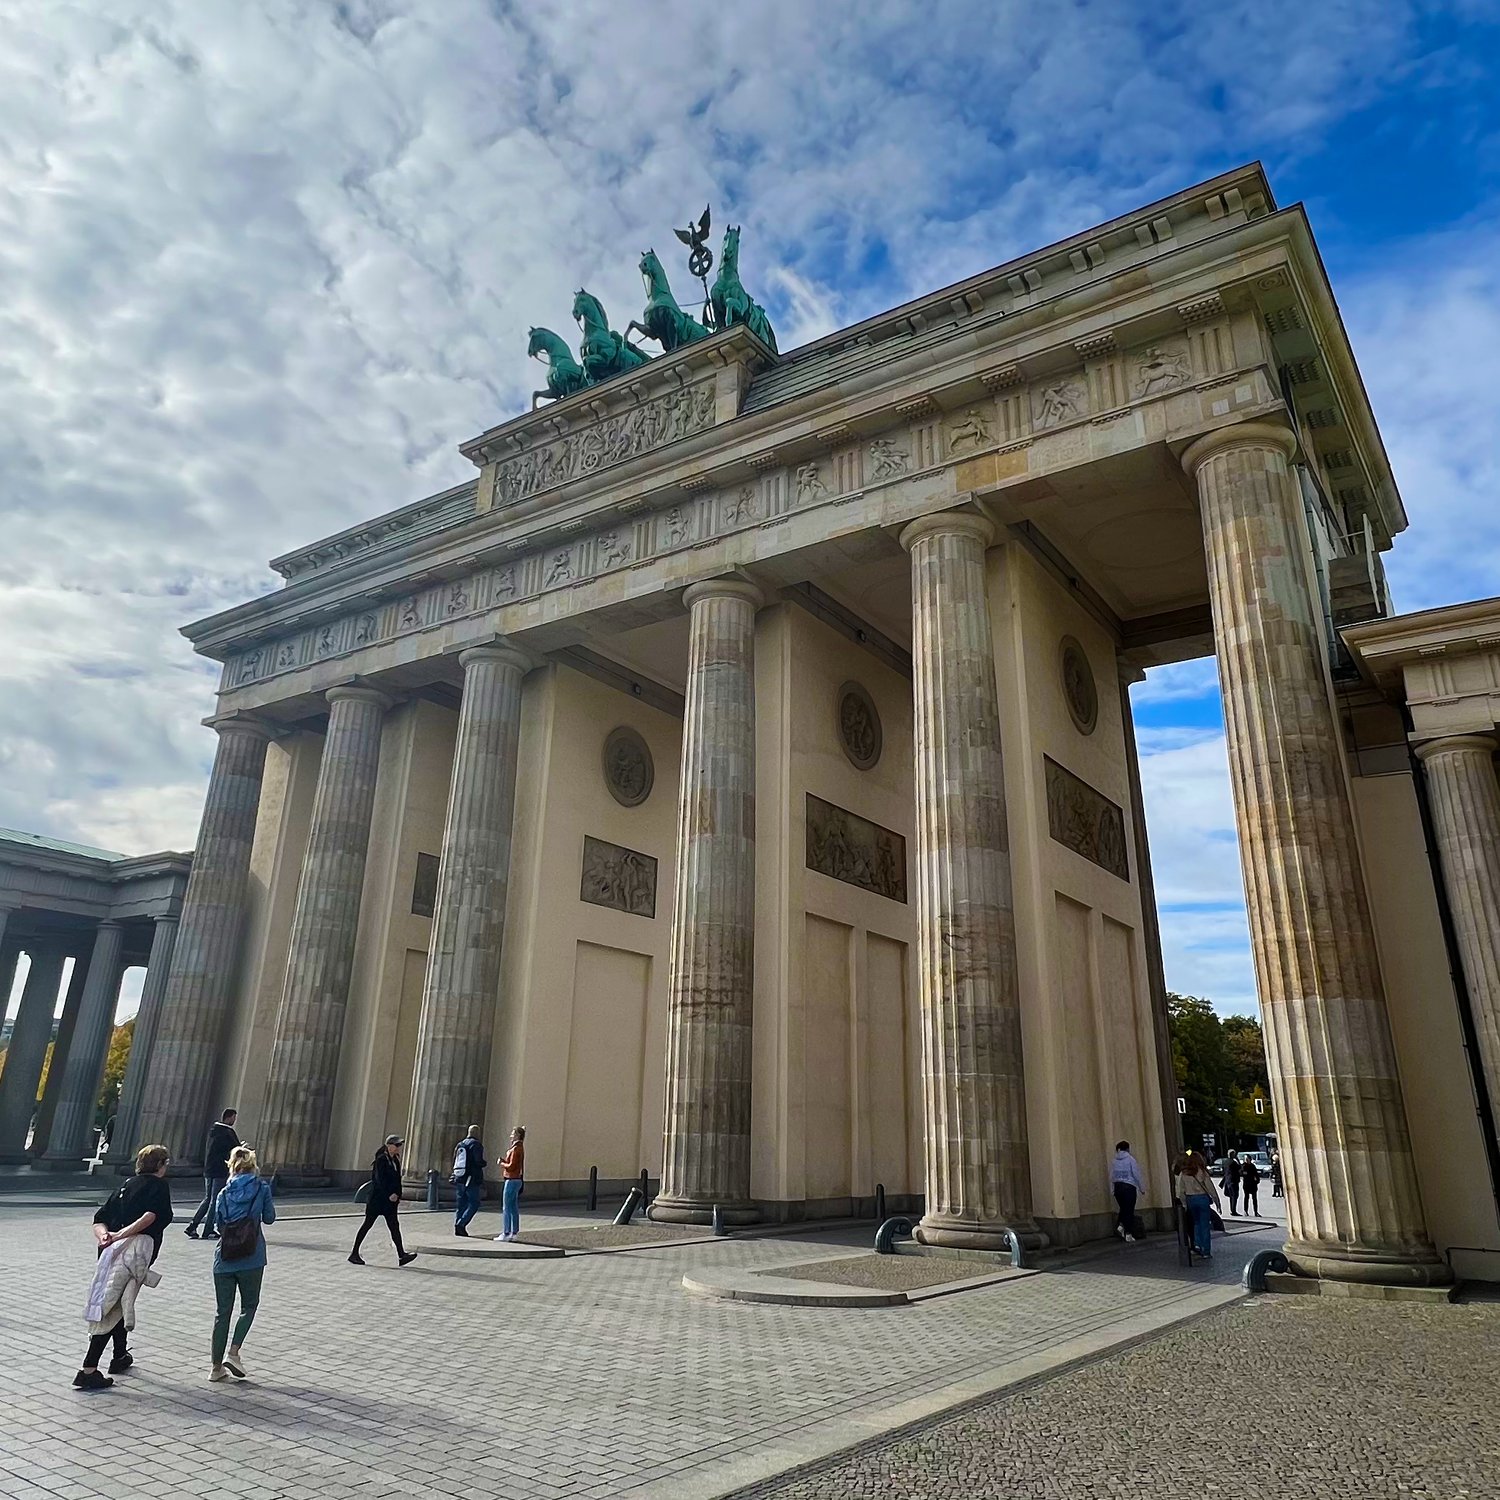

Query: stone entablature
<box><xmin>1345</xmin><ymin>597</ymin><xmax>1500</xmax><ymax>741</ymax></box>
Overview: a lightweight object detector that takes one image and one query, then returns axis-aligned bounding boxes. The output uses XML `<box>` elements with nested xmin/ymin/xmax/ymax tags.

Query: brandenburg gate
<box><xmin>131</xmin><ymin>164</ymin><xmax>1499</xmax><ymax>1285</ymax></box>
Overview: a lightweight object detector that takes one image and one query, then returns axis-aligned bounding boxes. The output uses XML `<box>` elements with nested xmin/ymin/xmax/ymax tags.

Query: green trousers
<box><xmin>212</xmin><ymin>1267</ymin><xmax>264</xmax><ymax>1364</ymax></box>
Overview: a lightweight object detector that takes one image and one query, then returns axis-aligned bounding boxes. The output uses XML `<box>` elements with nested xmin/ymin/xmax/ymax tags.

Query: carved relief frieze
<box><xmin>795</xmin><ymin>460</ymin><xmax>830</xmax><ymax>504</ymax></box>
<box><xmin>868</xmin><ymin>436</ymin><xmax>911</xmax><ymax>481</ymax></box>
<box><xmin>580</xmin><ymin>834</ymin><xmax>657</xmax><ymax>918</ymax></box>
<box><xmin>1044</xmin><ymin>757</ymin><xmax>1128</xmax><ymax>880</ymax></box>
<box><xmin>946</xmin><ymin>406</ymin><xmax>992</xmax><ymax>454</ymax></box>
<box><xmin>492</xmin><ymin>381</ymin><xmax>716</xmax><ymax>508</ymax></box>
<box><xmin>723</xmin><ymin>485</ymin><xmax>759</xmax><ymax>526</ymax></box>
<box><xmin>805</xmin><ymin>794</ymin><xmax>907</xmax><ymax>902</ymax></box>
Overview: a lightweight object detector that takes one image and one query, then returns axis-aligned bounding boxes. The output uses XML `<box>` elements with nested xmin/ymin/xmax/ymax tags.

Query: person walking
<box><xmin>349</xmin><ymin>1135</ymin><xmax>417</xmax><ymax>1266</ymax></box>
<box><xmin>1175</xmin><ymin>1149</ymin><xmax>1220</xmax><ymax>1259</ymax></box>
<box><xmin>209</xmin><ymin>1146</ymin><xmax>275</xmax><ymax>1383</ymax></box>
<box><xmin>1270</xmin><ymin>1151</ymin><xmax>1284</xmax><ymax>1199</ymax></box>
<box><xmin>452</xmin><ymin>1126</ymin><xmax>486</xmax><ymax>1237</ymax></box>
<box><xmin>75</xmin><ymin>1144</ymin><xmax>174</xmax><ymax>1390</ymax></box>
<box><xmin>1240</xmin><ymin>1156</ymin><xmax>1262</xmax><ymax>1217</ymax></box>
<box><xmin>1109</xmin><ymin>1140</ymin><xmax>1146</xmax><ymax>1242</ymax></box>
<box><xmin>184</xmin><ymin>1108</ymin><xmax>241</xmax><ymax>1241</ymax></box>
<box><xmin>494</xmin><ymin>1126</ymin><xmax>525</xmax><ymax>1242</ymax></box>
<box><xmin>1222</xmin><ymin>1149</ymin><xmax>1242</xmax><ymax>1216</ymax></box>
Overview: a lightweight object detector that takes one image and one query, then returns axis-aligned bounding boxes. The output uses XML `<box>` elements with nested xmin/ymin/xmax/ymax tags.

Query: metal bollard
<box><xmin>639</xmin><ymin>1168</ymin><xmax>649</xmax><ymax>1211</ymax></box>
<box><xmin>1241</xmin><ymin>1248</ymin><xmax>1290</xmax><ymax>1293</ymax></box>
<box><xmin>874</xmin><ymin>1183</ymin><xmax>886</xmax><ymax>1223</ymax></box>
<box><xmin>614</xmin><ymin>1187</ymin><xmax>642</xmax><ymax>1226</ymax></box>
<box><xmin>587</xmin><ymin>1165</ymin><xmax>598</xmax><ymax>1213</ymax></box>
<box><xmin>426</xmin><ymin>1168</ymin><xmax>439</xmax><ymax>1211</ymax></box>
<box><xmin>711</xmin><ymin>1203</ymin><xmax>727</xmax><ymax>1237</ymax></box>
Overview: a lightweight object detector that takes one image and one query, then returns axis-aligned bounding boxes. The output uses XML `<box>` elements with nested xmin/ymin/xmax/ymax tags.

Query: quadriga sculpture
<box><xmin>710</xmin><ymin>226</ymin><xmax>777</xmax><ymax>352</ymax></box>
<box><xmin>572</xmin><ymin>289</ymin><xmax>651</xmax><ymax>384</ymax></box>
<box><xmin>628</xmin><ymin>249</ymin><xmax>710</xmax><ymax>353</ymax></box>
<box><xmin>527</xmin><ymin>326</ymin><xmax>591</xmax><ymax>410</ymax></box>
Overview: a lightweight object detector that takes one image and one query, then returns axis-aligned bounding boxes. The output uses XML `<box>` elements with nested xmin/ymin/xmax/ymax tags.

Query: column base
<box><xmin>266</xmin><ymin>1171</ymin><xmax>334</xmax><ymax>1193</ymax></box>
<box><xmin>33</xmin><ymin>1153</ymin><xmax>94</xmax><ymax>1173</ymax></box>
<box><xmin>648</xmin><ymin>1195</ymin><xmax>760</xmax><ymax>1227</ymax></box>
<box><xmin>916</xmin><ymin>1213</ymin><xmax>1049</xmax><ymax>1254</ymax></box>
<box><xmin>1285</xmin><ymin>1238</ymin><xmax>1453</xmax><ymax>1288</ymax></box>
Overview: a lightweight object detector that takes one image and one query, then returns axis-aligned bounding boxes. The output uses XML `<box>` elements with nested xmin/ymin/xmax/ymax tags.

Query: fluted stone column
<box><xmin>652</xmin><ymin>579</ymin><xmax>762</xmax><ymax>1224</ymax></box>
<box><xmin>41</xmin><ymin>922</ymin><xmax>126</xmax><ymax>1166</ymax></box>
<box><xmin>261</xmin><ymin>685</ymin><xmax>391</xmax><ymax>1178</ymax></box>
<box><xmin>1184</xmin><ymin>421</ymin><xmax>1447</xmax><ymax>1285</ymax></box>
<box><xmin>901</xmin><ymin>511</ymin><xmax>1039</xmax><ymax>1251</ymax></box>
<box><xmin>110</xmin><ymin>914</ymin><xmax>180</xmax><ymax>1160</ymax></box>
<box><xmin>137</xmin><ymin>718</ymin><xmax>275</xmax><ymax>1161</ymax></box>
<box><xmin>30</xmin><ymin>947</ymin><xmax>89</xmax><ymax>1158</ymax></box>
<box><xmin>0</xmin><ymin>946</ymin><xmax>66</xmax><ymax>1160</ymax></box>
<box><xmin>405</xmin><ymin>646</ymin><xmax>527</xmax><ymax>1181</ymax></box>
<box><xmin>1415</xmin><ymin>734</ymin><xmax>1500</xmax><ymax>1134</ymax></box>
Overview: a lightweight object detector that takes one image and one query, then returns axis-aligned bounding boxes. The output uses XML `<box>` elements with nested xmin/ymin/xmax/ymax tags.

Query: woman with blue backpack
<box><xmin>209</xmin><ymin>1146</ymin><xmax>275</xmax><ymax>1383</ymax></box>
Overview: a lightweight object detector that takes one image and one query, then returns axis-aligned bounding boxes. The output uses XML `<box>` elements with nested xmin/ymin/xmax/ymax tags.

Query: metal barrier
<box><xmin>586</xmin><ymin>1166</ymin><xmax>598</xmax><ymax>1212</ymax></box>
<box><xmin>1001</xmin><ymin>1228</ymin><xmax>1025</xmax><ymax>1269</ymax></box>
<box><xmin>614</xmin><ymin>1187</ymin><xmax>642</xmax><ymax>1226</ymax></box>
<box><xmin>1241</xmin><ymin>1248</ymin><xmax>1290</xmax><ymax>1292</ymax></box>
<box><xmin>874</xmin><ymin>1183</ymin><xmax>886</xmax><ymax>1223</ymax></box>
<box><xmin>874</xmin><ymin>1215</ymin><xmax>915</xmax><ymax>1254</ymax></box>
<box><xmin>426</xmin><ymin>1169</ymin><xmax>440</xmax><ymax>1211</ymax></box>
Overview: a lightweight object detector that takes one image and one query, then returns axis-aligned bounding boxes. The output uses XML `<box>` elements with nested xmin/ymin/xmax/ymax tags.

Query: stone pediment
<box><xmin>461</xmin><ymin>324</ymin><xmax>776</xmax><ymax>514</ymax></box>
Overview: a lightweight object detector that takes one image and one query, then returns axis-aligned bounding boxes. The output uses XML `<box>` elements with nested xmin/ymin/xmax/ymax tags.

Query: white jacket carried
<box><xmin>84</xmin><ymin>1235</ymin><xmax>161</xmax><ymax>1335</ymax></box>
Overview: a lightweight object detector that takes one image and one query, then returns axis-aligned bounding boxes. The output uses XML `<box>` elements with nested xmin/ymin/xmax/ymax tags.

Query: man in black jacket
<box><xmin>184</xmin><ymin>1108</ymin><xmax>240</xmax><ymax>1240</ymax></box>
<box><xmin>349</xmin><ymin>1135</ymin><xmax>417</xmax><ymax>1266</ymax></box>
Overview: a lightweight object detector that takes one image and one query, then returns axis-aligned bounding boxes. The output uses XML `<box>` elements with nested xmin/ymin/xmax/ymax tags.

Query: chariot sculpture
<box><xmin>527</xmin><ymin>206</ymin><xmax>778</xmax><ymax>407</ymax></box>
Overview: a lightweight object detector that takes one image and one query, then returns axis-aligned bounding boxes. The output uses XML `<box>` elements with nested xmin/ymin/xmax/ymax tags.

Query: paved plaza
<box><xmin>3</xmin><ymin>1191</ymin><xmax>1275</xmax><ymax>1500</ymax></box>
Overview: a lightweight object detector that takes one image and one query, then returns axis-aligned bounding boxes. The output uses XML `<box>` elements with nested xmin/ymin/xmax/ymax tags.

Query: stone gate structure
<box><xmin>129</xmin><ymin>164</ymin><xmax>1500</xmax><ymax>1282</ymax></box>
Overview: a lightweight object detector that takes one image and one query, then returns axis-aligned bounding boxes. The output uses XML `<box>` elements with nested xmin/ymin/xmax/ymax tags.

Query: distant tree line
<box><xmin>1167</xmin><ymin>992</ymin><xmax>1273</xmax><ymax>1155</ymax></box>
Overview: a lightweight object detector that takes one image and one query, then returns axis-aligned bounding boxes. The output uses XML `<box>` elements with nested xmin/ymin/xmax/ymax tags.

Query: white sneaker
<box><xmin>1115</xmin><ymin>1225</ymin><xmax>1125</xmax><ymax>1238</ymax></box>
<box><xmin>1124</xmin><ymin>1234</ymin><xmax>1137</xmax><ymax>1243</ymax></box>
<box><xmin>224</xmin><ymin>1349</ymin><xmax>247</xmax><ymax>1378</ymax></box>
<box><xmin>209</xmin><ymin>1366</ymin><xmax>228</xmax><ymax>1383</ymax></box>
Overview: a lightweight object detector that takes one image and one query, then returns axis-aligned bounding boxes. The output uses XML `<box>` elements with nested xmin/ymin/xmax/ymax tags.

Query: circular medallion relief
<box><xmin>837</xmin><ymin>681</ymin><xmax>883</xmax><ymax>771</ymax></box>
<box><xmin>603</xmin><ymin>726</ymin><xmax>654</xmax><ymax>807</ymax></box>
<box><xmin>1060</xmin><ymin>637</ymin><xmax>1098</xmax><ymax>736</ymax></box>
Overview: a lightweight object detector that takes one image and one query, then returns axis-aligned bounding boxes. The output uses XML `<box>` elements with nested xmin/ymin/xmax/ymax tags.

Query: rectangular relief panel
<box><xmin>865</xmin><ymin>932</ymin><xmax>916</xmax><ymax>1196</ymax></box>
<box><xmin>580</xmin><ymin>835</ymin><xmax>658</xmax><ymax>919</ymax></box>
<box><xmin>805</xmin><ymin>794</ymin><xmax>908</xmax><ymax>903</ymax></box>
<box><xmin>1045</xmin><ymin>757</ymin><xmax>1130</xmax><ymax>880</ymax></box>
<box><xmin>1056</xmin><ymin>894</ymin><xmax>1106</xmax><ymax>1214</ymax></box>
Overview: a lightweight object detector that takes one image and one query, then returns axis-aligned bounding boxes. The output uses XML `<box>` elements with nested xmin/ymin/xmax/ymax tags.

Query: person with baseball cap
<box><xmin>348</xmin><ymin>1134</ymin><xmax>417</xmax><ymax>1267</ymax></box>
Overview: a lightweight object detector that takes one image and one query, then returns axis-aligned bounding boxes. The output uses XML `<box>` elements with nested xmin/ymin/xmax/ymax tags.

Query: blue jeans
<box><xmin>189</xmin><ymin>1175</ymin><xmax>228</xmax><ymax>1233</ymax></box>
<box><xmin>502</xmin><ymin>1178</ymin><xmax>522</xmax><ymax>1237</ymax></box>
<box><xmin>1185</xmin><ymin>1193</ymin><xmax>1212</xmax><ymax>1256</ymax></box>
<box><xmin>455</xmin><ymin>1182</ymin><xmax>482</xmax><ymax>1229</ymax></box>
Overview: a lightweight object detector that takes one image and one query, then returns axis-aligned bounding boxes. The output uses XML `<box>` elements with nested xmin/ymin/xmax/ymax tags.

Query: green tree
<box><xmin>97</xmin><ymin>1018</ymin><xmax>134</xmax><ymax>1129</ymax></box>
<box><xmin>1167</xmin><ymin>995</ymin><xmax>1274</xmax><ymax>1152</ymax></box>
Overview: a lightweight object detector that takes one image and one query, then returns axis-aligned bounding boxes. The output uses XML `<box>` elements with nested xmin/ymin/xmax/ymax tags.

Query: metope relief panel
<box><xmin>1131</xmin><ymin>340</ymin><xmax>1191</xmax><ymax>399</ymax></box>
<box><xmin>805</xmin><ymin>794</ymin><xmax>907</xmax><ymax>903</ymax></box>
<box><xmin>580</xmin><ymin>835</ymin><xmax>658</xmax><ymax>919</ymax></box>
<box><xmin>1044</xmin><ymin>757</ymin><xmax>1129</xmax><ymax>881</ymax></box>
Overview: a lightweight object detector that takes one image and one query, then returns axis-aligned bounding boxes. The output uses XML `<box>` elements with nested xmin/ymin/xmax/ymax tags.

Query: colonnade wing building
<box><xmin>131</xmin><ymin>163</ymin><xmax>1500</xmax><ymax>1282</ymax></box>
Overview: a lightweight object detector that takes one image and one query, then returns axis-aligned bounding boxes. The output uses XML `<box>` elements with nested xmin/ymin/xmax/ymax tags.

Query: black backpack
<box><xmin>218</xmin><ymin>1187</ymin><xmax>261</xmax><ymax>1260</ymax></box>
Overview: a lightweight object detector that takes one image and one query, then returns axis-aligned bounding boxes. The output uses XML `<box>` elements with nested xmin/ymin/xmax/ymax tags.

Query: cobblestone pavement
<box><xmin>2</xmin><ymin>1194</ymin><xmax>1273</xmax><ymax>1500</ymax></box>
<box><xmin>753</xmin><ymin>1253</ymin><xmax>1001</xmax><ymax>1291</ymax></box>
<box><xmin>728</xmin><ymin>1293</ymin><xmax>1500</xmax><ymax>1499</ymax></box>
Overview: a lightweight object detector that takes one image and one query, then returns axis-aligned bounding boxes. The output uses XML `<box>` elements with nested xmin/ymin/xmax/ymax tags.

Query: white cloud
<box><xmin>0</xmin><ymin>0</ymin><xmax>1481</xmax><ymax>881</ymax></box>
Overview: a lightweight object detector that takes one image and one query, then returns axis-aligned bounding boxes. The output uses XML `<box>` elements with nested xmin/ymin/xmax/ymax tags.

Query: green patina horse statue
<box><xmin>710</xmin><ymin>226</ymin><xmax>777</xmax><ymax>352</ymax></box>
<box><xmin>627</xmin><ymin>248</ymin><xmax>710</xmax><ymax>353</ymax></box>
<box><xmin>527</xmin><ymin>326</ymin><xmax>591</xmax><ymax>408</ymax></box>
<box><xmin>572</xmin><ymin>289</ymin><xmax>651</xmax><ymax>384</ymax></box>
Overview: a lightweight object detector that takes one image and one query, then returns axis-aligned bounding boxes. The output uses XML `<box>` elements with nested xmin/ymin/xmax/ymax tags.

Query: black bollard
<box><xmin>426</xmin><ymin>1168</ymin><xmax>440</xmax><ymax>1211</ymax></box>
<box><xmin>639</xmin><ymin>1168</ymin><xmax>649</xmax><ymax>1211</ymax></box>
<box><xmin>587</xmin><ymin>1165</ymin><xmax>598</xmax><ymax>1213</ymax></box>
<box><xmin>712</xmin><ymin>1203</ymin><xmax>727</xmax><ymax>1237</ymax></box>
<box><xmin>614</xmin><ymin>1187</ymin><xmax>642</xmax><ymax>1226</ymax></box>
<box><xmin>874</xmin><ymin>1183</ymin><xmax>886</xmax><ymax>1223</ymax></box>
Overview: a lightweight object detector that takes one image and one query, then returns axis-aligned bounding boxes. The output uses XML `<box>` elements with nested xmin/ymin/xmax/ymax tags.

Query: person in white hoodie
<box><xmin>1109</xmin><ymin>1141</ymin><xmax>1147</xmax><ymax>1242</ymax></box>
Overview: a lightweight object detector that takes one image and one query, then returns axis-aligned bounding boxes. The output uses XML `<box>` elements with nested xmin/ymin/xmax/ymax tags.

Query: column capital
<box><xmin>93</xmin><ymin>919</ymin><xmax>126</xmax><ymax>934</ymax></box>
<box><xmin>682</xmin><ymin>578</ymin><xmax>764</xmax><ymax>612</ymax></box>
<box><xmin>457</xmin><ymin>643</ymin><xmax>532</xmax><ymax>674</ymax></box>
<box><xmin>1415</xmin><ymin>732</ymin><xmax>1498</xmax><ymax>762</ymax></box>
<box><xmin>151</xmin><ymin>912</ymin><xmax>182</xmax><ymax>928</ymax></box>
<box><xmin>325</xmin><ymin>683</ymin><xmax>394</xmax><ymax>712</ymax></box>
<box><xmin>899</xmin><ymin>509</ymin><xmax>995</xmax><ymax>554</ymax></box>
<box><xmin>202</xmin><ymin>712</ymin><xmax>279</xmax><ymax>741</ymax></box>
<box><xmin>1180</xmin><ymin>420</ymin><xmax>1297</xmax><ymax>479</ymax></box>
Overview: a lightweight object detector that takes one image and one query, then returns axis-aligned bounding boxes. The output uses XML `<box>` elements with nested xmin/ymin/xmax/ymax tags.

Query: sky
<box><xmin>2</xmin><ymin>0</ymin><xmax>1499</xmax><ymax>1024</ymax></box>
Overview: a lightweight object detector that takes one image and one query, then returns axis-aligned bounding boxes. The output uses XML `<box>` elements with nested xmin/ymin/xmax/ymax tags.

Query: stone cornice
<box><xmin>1343</xmin><ymin>596</ymin><xmax>1500</xmax><ymax>685</ymax></box>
